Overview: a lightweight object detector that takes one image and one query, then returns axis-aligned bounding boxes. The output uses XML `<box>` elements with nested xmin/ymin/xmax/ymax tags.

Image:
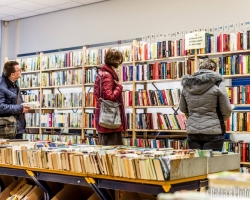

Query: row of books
<box><xmin>23</xmin><ymin>134</ymin><xmax>82</xmax><ymax>144</ymax></box>
<box><xmin>135</xmin><ymin>61</ymin><xmax>194</xmax><ymax>81</ymax></box>
<box><xmin>118</xmin><ymin>65</ymin><xmax>133</xmax><ymax>82</ymax></box>
<box><xmin>226</xmin><ymin>85</ymin><xmax>250</xmax><ymax>104</ymax></box>
<box><xmin>201</xmin><ymin>31</ymin><xmax>250</xmax><ymax>54</ymax></box>
<box><xmin>41</xmin><ymin>69</ymin><xmax>83</xmax><ymax>86</ymax></box>
<box><xmin>134</xmin><ymin>40</ymin><xmax>190</xmax><ymax>60</ymax></box>
<box><xmin>136</xmin><ymin>113</ymin><xmax>186</xmax><ymax>130</ymax></box>
<box><xmin>25</xmin><ymin>113</ymin><xmax>40</xmax><ymax>127</ymax></box>
<box><xmin>17</xmin><ymin>57</ymin><xmax>40</xmax><ymax>72</ymax></box>
<box><xmin>0</xmin><ymin>142</ymin><xmax>206</xmax><ymax>181</ymax></box>
<box><xmin>85</xmin><ymin>92</ymin><xmax>96</xmax><ymax>107</ymax></box>
<box><xmin>85</xmin><ymin>46</ymin><xmax>133</xmax><ymax>65</ymax></box>
<box><xmin>201</xmin><ymin>55</ymin><xmax>250</xmax><ymax>75</ymax></box>
<box><xmin>122</xmin><ymin>138</ymin><xmax>188</xmax><ymax>149</ymax></box>
<box><xmin>83</xmin><ymin>113</ymin><xmax>95</xmax><ymax>128</ymax></box>
<box><xmin>18</xmin><ymin>74</ymin><xmax>40</xmax><ymax>88</ymax></box>
<box><xmin>41</xmin><ymin>92</ymin><xmax>82</xmax><ymax>108</ymax></box>
<box><xmin>41</xmin><ymin>51</ymin><xmax>83</xmax><ymax>69</ymax></box>
<box><xmin>222</xmin><ymin>140</ymin><xmax>250</xmax><ymax>162</ymax></box>
<box><xmin>226</xmin><ymin>112</ymin><xmax>250</xmax><ymax>132</ymax></box>
<box><xmin>84</xmin><ymin>68</ymin><xmax>98</xmax><ymax>84</ymax></box>
<box><xmin>40</xmin><ymin>113</ymin><xmax>82</xmax><ymax>128</ymax></box>
<box><xmin>83</xmin><ymin>113</ymin><xmax>133</xmax><ymax>129</ymax></box>
<box><xmin>22</xmin><ymin>94</ymin><xmax>39</xmax><ymax>105</ymax></box>
<box><xmin>135</xmin><ymin>89</ymin><xmax>180</xmax><ymax>106</ymax></box>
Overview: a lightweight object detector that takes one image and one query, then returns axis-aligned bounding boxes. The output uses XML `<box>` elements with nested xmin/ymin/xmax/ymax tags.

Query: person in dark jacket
<box><xmin>0</xmin><ymin>61</ymin><xmax>29</xmax><ymax>139</ymax></box>
<box><xmin>94</xmin><ymin>49</ymin><xmax>127</xmax><ymax>145</ymax></box>
<box><xmin>179</xmin><ymin>59</ymin><xmax>232</xmax><ymax>151</ymax></box>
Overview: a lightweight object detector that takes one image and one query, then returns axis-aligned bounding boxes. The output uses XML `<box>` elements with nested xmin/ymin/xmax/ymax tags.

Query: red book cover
<box><xmin>153</xmin><ymin>62</ymin><xmax>159</xmax><ymax>80</ymax></box>
<box><xmin>144</xmin><ymin>43</ymin><xmax>148</xmax><ymax>60</ymax></box>
<box><xmin>237</xmin><ymin>32</ymin><xmax>241</xmax><ymax>50</ymax></box>
<box><xmin>157</xmin><ymin>113</ymin><xmax>164</xmax><ymax>129</ymax></box>
<box><xmin>129</xmin><ymin>91</ymin><xmax>132</xmax><ymax>106</ymax></box>
<box><xmin>242</xmin><ymin>142</ymin><xmax>247</xmax><ymax>162</ymax></box>
<box><xmin>161</xmin><ymin>89</ymin><xmax>168</xmax><ymax>105</ymax></box>
<box><xmin>247</xmin><ymin>86</ymin><xmax>250</xmax><ymax>104</ymax></box>
<box><xmin>167</xmin><ymin>63</ymin><xmax>171</xmax><ymax>79</ymax></box>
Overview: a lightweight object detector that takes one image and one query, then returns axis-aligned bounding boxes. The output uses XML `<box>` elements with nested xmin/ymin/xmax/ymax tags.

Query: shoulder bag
<box><xmin>0</xmin><ymin>88</ymin><xmax>20</xmax><ymax>139</ymax></box>
<box><xmin>98</xmin><ymin>74</ymin><xmax>122</xmax><ymax>129</ymax></box>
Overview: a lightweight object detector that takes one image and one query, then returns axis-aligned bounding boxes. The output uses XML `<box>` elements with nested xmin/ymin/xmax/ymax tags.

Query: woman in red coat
<box><xmin>94</xmin><ymin>49</ymin><xmax>127</xmax><ymax>145</ymax></box>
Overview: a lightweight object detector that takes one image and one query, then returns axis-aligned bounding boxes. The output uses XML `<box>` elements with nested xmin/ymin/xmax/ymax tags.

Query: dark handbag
<box><xmin>0</xmin><ymin>116</ymin><xmax>17</xmax><ymax>139</ymax></box>
<box><xmin>98</xmin><ymin>74</ymin><xmax>122</xmax><ymax>129</ymax></box>
<box><xmin>0</xmin><ymin>88</ymin><xmax>20</xmax><ymax>139</ymax></box>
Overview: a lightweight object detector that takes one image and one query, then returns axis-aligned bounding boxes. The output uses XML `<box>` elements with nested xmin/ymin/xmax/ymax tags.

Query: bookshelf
<box><xmin>15</xmin><ymin>29</ymin><xmax>250</xmax><ymax>147</ymax></box>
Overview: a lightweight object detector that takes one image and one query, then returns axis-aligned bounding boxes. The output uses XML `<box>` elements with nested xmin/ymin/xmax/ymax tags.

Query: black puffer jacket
<box><xmin>0</xmin><ymin>75</ymin><xmax>25</xmax><ymax>134</ymax></box>
<box><xmin>179</xmin><ymin>69</ymin><xmax>232</xmax><ymax>135</ymax></box>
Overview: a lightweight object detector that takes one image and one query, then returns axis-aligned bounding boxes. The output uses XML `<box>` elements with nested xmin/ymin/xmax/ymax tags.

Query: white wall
<box><xmin>2</xmin><ymin>0</ymin><xmax>250</xmax><ymax>141</ymax></box>
<box><xmin>4</xmin><ymin>0</ymin><xmax>250</xmax><ymax>56</ymax></box>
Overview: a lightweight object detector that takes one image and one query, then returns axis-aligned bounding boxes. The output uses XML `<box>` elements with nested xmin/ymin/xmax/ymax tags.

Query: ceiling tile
<box><xmin>73</xmin><ymin>0</ymin><xmax>105</xmax><ymax>4</ymax></box>
<box><xmin>28</xmin><ymin>0</ymin><xmax>73</xmax><ymax>6</ymax></box>
<box><xmin>1</xmin><ymin>15</ymin><xmax>18</xmax><ymax>20</ymax></box>
<box><xmin>15</xmin><ymin>11</ymin><xmax>37</xmax><ymax>18</ymax></box>
<box><xmin>0</xmin><ymin>13</ymin><xmax>7</xmax><ymax>17</ymax></box>
<box><xmin>54</xmin><ymin>2</ymin><xmax>82</xmax><ymax>9</ymax></box>
<box><xmin>0</xmin><ymin>0</ymin><xmax>21</xmax><ymax>5</ymax></box>
<box><xmin>8</xmin><ymin>1</ymin><xmax>48</xmax><ymax>11</ymax></box>
<box><xmin>0</xmin><ymin>6</ymin><xmax>26</xmax><ymax>15</ymax></box>
<box><xmin>34</xmin><ymin>7</ymin><xmax>60</xmax><ymax>14</ymax></box>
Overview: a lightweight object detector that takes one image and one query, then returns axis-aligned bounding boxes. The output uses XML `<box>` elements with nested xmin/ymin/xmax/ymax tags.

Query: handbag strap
<box><xmin>99</xmin><ymin>73</ymin><xmax>103</xmax><ymax>100</ymax></box>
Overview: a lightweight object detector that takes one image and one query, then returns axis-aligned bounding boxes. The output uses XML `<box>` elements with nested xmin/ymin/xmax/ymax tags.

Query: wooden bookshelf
<box><xmin>135</xmin><ymin>79</ymin><xmax>181</xmax><ymax>84</ymax></box>
<box><xmin>222</xmin><ymin>74</ymin><xmax>250</xmax><ymax>79</ymax></box>
<box><xmin>21</xmin><ymin>70</ymin><xmax>40</xmax><ymax>74</ymax></box>
<box><xmin>41</xmin><ymin>84</ymin><xmax>82</xmax><ymax>89</ymax></box>
<box><xmin>41</xmin><ymin>107</ymin><xmax>82</xmax><ymax>110</ymax></box>
<box><xmin>197</xmin><ymin>49</ymin><xmax>250</xmax><ymax>57</ymax></box>
<box><xmin>134</xmin><ymin>129</ymin><xmax>186</xmax><ymax>132</ymax></box>
<box><xmin>226</xmin><ymin>131</ymin><xmax>250</xmax><ymax>134</ymax></box>
<box><xmin>42</xmin><ymin>66</ymin><xmax>82</xmax><ymax>72</ymax></box>
<box><xmin>240</xmin><ymin>162</ymin><xmax>250</xmax><ymax>165</ymax></box>
<box><xmin>135</xmin><ymin>106</ymin><xmax>178</xmax><ymax>108</ymax></box>
<box><xmin>123</xmin><ymin>134</ymin><xmax>187</xmax><ymax>139</ymax></box>
<box><xmin>41</xmin><ymin>127</ymin><xmax>82</xmax><ymax>129</ymax></box>
<box><xmin>20</xmin><ymin>87</ymin><xmax>40</xmax><ymax>90</ymax></box>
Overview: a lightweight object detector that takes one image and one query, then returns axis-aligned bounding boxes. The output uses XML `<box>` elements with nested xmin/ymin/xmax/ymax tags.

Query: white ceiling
<box><xmin>0</xmin><ymin>0</ymin><xmax>107</xmax><ymax>21</ymax></box>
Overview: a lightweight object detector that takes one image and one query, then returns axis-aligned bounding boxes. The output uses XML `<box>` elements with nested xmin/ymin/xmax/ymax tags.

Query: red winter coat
<box><xmin>94</xmin><ymin>64</ymin><xmax>127</xmax><ymax>133</ymax></box>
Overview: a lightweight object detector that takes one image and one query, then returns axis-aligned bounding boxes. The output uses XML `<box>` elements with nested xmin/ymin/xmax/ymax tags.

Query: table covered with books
<box><xmin>0</xmin><ymin>139</ymin><xmax>240</xmax><ymax>200</ymax></box>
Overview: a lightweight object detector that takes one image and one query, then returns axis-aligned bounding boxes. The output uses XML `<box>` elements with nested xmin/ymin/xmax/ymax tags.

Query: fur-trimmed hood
<box><xmin>181</xmin><ymin>69</ymin><xmax>223</xmax><ymax>95</ymax></box>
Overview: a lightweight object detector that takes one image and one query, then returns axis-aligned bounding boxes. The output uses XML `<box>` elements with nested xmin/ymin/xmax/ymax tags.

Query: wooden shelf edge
<box><xmin>198</xmin><ymin>49</ymin><xmax>250</xmax><ymax>57</ymax></box>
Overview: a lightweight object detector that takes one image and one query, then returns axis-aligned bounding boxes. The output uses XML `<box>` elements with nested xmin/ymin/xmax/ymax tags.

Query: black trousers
<box><xmin>98</xmin><ymin>132</ymin><xmax>123</xmax><ymax>146</ymax></box>
<box><xmin>188</xmin><ymin>134</ymin><xmax>224</xmax><ymax>151</ymax></box>
<box><xmin>15</xmin><ymin>133</ymin><xmax>23</xmax><ymax>139</ymax></box>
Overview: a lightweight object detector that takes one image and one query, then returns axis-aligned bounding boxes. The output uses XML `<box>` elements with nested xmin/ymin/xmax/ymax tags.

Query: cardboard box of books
<box><xmin>51</xmin><ymin>184</ymin><xmax>94</xmax><ymax>200</ymax></box>
<box><xmin>207</xmin><ymin>153</ymin><xmax>240</xmax><ymax>174</ymax></box>
<box><xmin>119</xmin><ymin>192</ymin><xmax>156</xmax><ymax>200</ymax></box>
<box><xmin>0</xmin><ymin>178</ymin><xmax>43</xmax><ymax>200</ymax></box>
<box><xmin>168</xmin><ymin>157</ymin><xmax>207</xmax><ymax>180</ymax></box>
<box><xmin>0</xmin><ymin>178</ymin><xmax>22</xmax><ymax>200</ymax></box>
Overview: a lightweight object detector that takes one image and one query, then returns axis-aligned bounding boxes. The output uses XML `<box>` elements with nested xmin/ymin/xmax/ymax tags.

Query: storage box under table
<box><xmin>207</xmin><ymin>153</ymin><xmax>240</xmax><ymax>174</ymax></box>
<box><xmin>169</xmin><ymin>157</ymin><xmax>207</xmax><ymax>180</ymax></box>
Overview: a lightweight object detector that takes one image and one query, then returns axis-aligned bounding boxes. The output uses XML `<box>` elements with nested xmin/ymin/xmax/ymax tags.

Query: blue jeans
<box><xmin>188</xmin><ymin>134</ymin><xmax>224</xmax><ymax>151</ymax></box>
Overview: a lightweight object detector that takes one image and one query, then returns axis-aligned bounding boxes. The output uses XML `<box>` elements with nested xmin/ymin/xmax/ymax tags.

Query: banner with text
<box><xmin>185</xmin><ymin>31</ymin><xmax>205</xmax><ymax>50</ymax></box>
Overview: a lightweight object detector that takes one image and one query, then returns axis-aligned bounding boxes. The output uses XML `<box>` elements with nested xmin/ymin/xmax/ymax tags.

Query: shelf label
<box><xmin>229</xmin><ymin>24</ymin><xmax>235</xmax><ymax>31</ymax></box>
<box><xmin>185</xmin><ymin>31</ymin><xmax>205</xmax><ymax>50</ymax></box>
